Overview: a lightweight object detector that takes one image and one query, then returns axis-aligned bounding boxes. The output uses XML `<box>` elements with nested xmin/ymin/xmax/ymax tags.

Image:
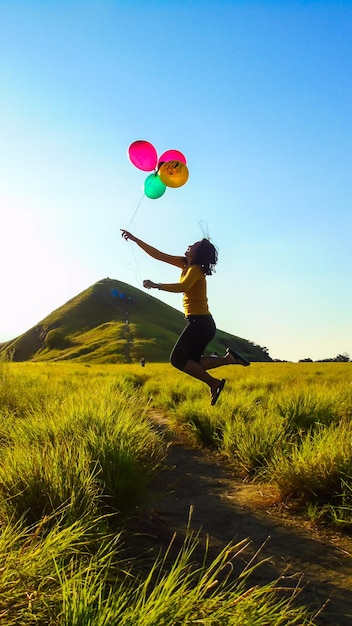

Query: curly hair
<box><xmin>192</xmin><ymin>238</ymin><xmax>218</xmax><ymax>275</ymax></box>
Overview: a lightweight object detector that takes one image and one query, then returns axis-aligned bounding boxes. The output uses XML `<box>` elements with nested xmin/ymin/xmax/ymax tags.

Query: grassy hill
<box><xmin>0</xmin><ymin>278</ymin><xmax>271</xmax><ymax>363</ymax></box>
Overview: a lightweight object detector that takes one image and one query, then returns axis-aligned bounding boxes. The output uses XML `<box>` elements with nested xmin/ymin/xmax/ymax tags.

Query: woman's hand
<box><xmin>120</xmin><ymin>229</ymin><xmax>136</xmax><ymax>242</ymax></box>
<box><xmin>143</xmin><ymin>280</ymin><xmax>160</xmax><ymax>290</ymax></box>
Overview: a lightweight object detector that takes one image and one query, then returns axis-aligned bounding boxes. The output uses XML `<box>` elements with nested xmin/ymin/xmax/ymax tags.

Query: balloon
<box><xmin>158</xmin><ymin>160</ymin><xmax>189</xmax><ymax>188</ymax></box>
<box><xmin>144</xmin><ymin>173</ymin><xmax>166</xmax><ymax>199</ymax></box>
<box><xmin>158</xmin><ymin>149</ymin><xmax>186</xmax><ymax>168</ymax></box>
<box><xmin>128</xmin><ymin>140</ymin><xmax>158</xmax><ymax>171</ymax></box>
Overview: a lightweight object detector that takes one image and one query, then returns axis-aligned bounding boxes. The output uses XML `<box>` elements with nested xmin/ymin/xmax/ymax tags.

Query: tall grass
<box><xmin>0</xmin><ymin>515</ymin><xmax>315</xmax><ymax>626</ymax></box>
<box><xmin>271</xmin><ymin>423</ymin><xmax>352</xmax><ymax>503</ymax></box>
<box><xmin>0</xmin><ymin>362</ymin><xmax>320</xmax><ymax>624</ymax></box>
<box><xmin>0</xmin><ymin>364</ymin><xmax>163</xmax><ymax>525</ymax></box>
<box><xmin>144</xmin><ymin>362</ymin><xmax>352</xmax><ymax>528</ymax></box>
<box><xmin>0</xmin><ymin>513</ymin><xmax>112</xmax><ymax>624</ymax></box>
<box><xmin>222</xmin><ymin>406</ymin><xmax>286</xmax><ymax>474</ymax></box>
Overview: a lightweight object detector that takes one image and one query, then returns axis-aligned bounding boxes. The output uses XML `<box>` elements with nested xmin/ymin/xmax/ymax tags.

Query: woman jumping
<box><xmin>121</xmin><ymin>230</ymin><xmax>250</xmax><ymax>405</ymax></box>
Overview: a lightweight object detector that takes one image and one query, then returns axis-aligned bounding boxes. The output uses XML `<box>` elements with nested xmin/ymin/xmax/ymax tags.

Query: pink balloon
<box><xmin>158</xmin><ymin>149</ymin><xmax>186</xmax><ymax>168</ymax></box>
<box><xmin>128</xmin><ymin>140</ymin><xmax>158</xmax><ymax>171</ymax></box>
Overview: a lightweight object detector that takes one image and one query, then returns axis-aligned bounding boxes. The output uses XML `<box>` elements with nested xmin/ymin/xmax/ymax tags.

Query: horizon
<box><xmin>0</xmin><ymin>275</ymin><xmax>349</xmax><ymax>364</ymax></box>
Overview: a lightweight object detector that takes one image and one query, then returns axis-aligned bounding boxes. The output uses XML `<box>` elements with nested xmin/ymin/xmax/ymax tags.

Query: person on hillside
<box><xmin>120</xmin><ymin>230</ymin><xmax>250</xmax><ymax>405</ymax></box>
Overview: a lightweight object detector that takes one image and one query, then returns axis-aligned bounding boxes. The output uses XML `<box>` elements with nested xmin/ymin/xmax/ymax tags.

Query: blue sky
<box><xmin>1</xmin><ymin>0</ymin><xmax>351</xmax><ymax>361</ymax></box>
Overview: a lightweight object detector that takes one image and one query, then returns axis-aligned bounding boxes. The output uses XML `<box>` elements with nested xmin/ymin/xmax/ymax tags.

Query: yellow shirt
<box><xmin>159</xmin><ymin>264</ymin><xmax>210</xmax><ymax>316</ymax></box>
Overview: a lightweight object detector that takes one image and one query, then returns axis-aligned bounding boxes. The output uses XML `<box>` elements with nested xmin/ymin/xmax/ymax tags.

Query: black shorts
<box><xmin>170</xmin><ymin>315</ymin><xmax>216</xmax><ymax>371</ymax></box>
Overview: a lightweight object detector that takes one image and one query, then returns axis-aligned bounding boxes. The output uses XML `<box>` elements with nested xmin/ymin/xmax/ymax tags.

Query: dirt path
<box><xmin>128</xmin><ymin>411</ymin><xmax>352</xmax><ymax>625</ymax></box>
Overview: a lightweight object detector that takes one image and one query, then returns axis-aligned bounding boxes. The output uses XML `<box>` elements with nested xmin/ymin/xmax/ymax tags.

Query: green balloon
<box><xmin>144</xmin><ymin>173</ymin><xmax>166</xmax><ymax>199</ymax></box>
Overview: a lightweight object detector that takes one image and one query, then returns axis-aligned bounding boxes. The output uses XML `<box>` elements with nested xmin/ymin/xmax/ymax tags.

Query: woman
<box><xmin>121</xmin><ymin>230</ymin><xmax>250</xmax><ymax>405</ymax></box>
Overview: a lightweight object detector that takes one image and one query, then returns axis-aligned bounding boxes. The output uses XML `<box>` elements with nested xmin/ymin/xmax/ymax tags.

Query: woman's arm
<box><xmin>121</xmin><ymin>230</ymin><xmax>185</xmax><ymax>268</ymax></box>
<box><xmin>143</xmin><ymin>266</ymin><xmax>202</xmax><ymax>292</ymax></box>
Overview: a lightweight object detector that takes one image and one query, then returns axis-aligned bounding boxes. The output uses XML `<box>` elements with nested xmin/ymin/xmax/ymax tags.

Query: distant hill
<box><xmin>0</xmin><ymin>278</ymin><xmax>272</xmax><ymax>363</ymax></box>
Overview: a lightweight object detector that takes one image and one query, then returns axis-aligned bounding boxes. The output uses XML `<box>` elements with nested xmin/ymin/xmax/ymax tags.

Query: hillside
<box><xmin>0</xmin><ymin>278</ymin><xmax>271</xmax><ymax>363</ymax></box>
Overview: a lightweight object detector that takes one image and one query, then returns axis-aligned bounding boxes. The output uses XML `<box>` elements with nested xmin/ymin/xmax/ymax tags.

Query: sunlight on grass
<box><xmin>140</xmin><ymin>362</ymin><xmax>352</xmax><ymax>528</ymax></box>
<box><xmin>0</xmin><ymin>514</ymin><xmax>316</xmax><ymax>625</ymax></box>
<box><xmin>0</xmin><ymin>360</ymin><xmax>350</xmax><ymax>623</ymax></box>
<box><xmin>0</xmin><ymin>364</ymin><xmax>163</xmax><ymax>526</ymax></box>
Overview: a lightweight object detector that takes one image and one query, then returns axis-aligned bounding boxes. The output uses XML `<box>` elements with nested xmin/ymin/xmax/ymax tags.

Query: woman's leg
<box><xmin>200</xmin><ymin>349</ymin><xmax>250</xmax><ymax>370</ymax></box>
<box><xmin>183</xmin><ymin>358</ymin><xmax>222</xmax><ymax>387</ymax></box>
<box><xmin>170</xmin><ymin>316</ymin><xmax>225</xmax><ymax>402</ymax></box>
<box><xmin>200</xmin><ymin>354</ymin><xmax>230</xmax><ymax>369</ymax></box>
<box><xmin>182</xmin><ymin>358</ymin><xmax>225</xmax><ymax>406</ymax></box>
<box><xmin>171</xmin><ymin>316</ymin><xmax>217</xmax><ymax>376</ymax></box>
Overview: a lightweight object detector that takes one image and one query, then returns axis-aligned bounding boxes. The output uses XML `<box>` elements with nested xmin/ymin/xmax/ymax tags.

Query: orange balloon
<box><xmin>158</xmin><ymin>160</ymin><xmax>189</xmax><ymax>188</ymax></box>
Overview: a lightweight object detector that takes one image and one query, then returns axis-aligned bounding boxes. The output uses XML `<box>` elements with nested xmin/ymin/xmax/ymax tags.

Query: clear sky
<box><xmin>1</xmin><ymin>0</ymin><xmax>351</xmax><ymax>362</ymax></box>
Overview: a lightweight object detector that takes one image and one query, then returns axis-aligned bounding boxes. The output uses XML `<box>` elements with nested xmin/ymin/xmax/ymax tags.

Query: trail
<box><xmin>129</xmin><ymin>411</ymin><xmax>352</xmax><ymax>626</ymax></box>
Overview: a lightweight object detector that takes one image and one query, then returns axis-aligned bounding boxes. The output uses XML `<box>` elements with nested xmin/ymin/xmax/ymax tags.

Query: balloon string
<box><xmin>127</xmin><ymin>193</ymin><xmax>145</xmax><ymax>229</ymax></box>
<box><xmin>123</xmin><ymin>193</ymin><xmax>146</xmax><ymax>287</ymax></box>
<box><xmin>127</xmin><ymin>241</ymin><xmax>143</xmax><ymax>287</ymax></box>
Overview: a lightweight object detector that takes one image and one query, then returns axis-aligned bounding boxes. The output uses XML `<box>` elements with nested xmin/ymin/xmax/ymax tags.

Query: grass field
<box><xmin>145</xmin><ymin>361</ymin><xmax>352</xmax><ymax>529</ymax></box>
<box><xmin>1</xmin><ymin>360</ymin><xmax>351</xmax><ymax>624</ymax></box>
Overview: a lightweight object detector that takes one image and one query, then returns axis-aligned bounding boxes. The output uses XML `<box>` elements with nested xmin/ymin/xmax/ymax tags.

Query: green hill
<box><xmin>0</xmin><ymin>278</ymin><xmax>271</xmax><ymax>363</ymax></box>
